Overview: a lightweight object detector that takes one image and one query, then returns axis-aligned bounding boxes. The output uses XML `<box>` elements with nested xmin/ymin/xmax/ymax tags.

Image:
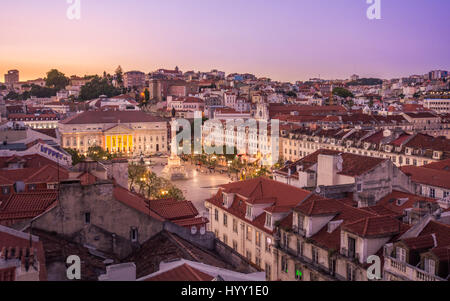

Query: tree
<box><xmin>5</xmin><ymin>91</ymin><xmax>20</xmax><ymax>100</ymax></box>
<box><xmin>30</xmin><ymin>84</ymin><xmax>58</xmax><ymax>98</ymax></box>
<box><xmin>332</xmin><ymin>87</ymin><xmax>354</xmax><ymax>99</ymax></box>
<box><xmin>115</xmin><ymin>66</ymin><xmax>124</xmax><ymax>86</ymax></box>
<box><xmin>286</xmin><ymin>91</ymin><xmax>297</xmax><ymax>98</ymax></box>
<box><xmin>144</xmin><ymin>88</ymin><xmax>150</xmax><ymax>102</ymax></box>
<box><xmin>45</xmin><ymin>69</ymin><xmax>70</xmax><ymax>90</ymax></box>
<box><xmin>128</xmin><ymin>161</ymin><xmax>148</xmax><ymax>191</ymax></box>
<box><xmin>86</xmin><ymin>146</ymin><xmax>122</xmax><ymax>161</ymax></box>
<box><xmin>64</xmin><ymin>148</ymin><xmax>86</xmax><ymax>166</ymax></box>
<box><xmin>79</xmin><ymin>76</ymin><xmax>121</xmax><ymax>101</ymax></box>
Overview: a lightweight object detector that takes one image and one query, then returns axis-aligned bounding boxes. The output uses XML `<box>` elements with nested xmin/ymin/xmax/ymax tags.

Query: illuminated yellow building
<box><xmin>59</xmin><ymin>111</ymin><xmax>168</xmax><ymax>156</ymax></box>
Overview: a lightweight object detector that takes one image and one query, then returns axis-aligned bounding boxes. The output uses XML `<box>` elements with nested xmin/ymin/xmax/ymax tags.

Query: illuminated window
<box><xmin>246</xmin><ymin>226</ymin><xmax>252</xmax><ymax>242</ymax></box>
<box><xmin>256</xmin><ymin>231</ymin><xmax>261</xmax><ymax>247</ymax></box>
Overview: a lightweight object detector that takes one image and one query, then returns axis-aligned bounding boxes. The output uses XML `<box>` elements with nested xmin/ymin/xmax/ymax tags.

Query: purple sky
<box><xmin>1</xmin><ymin>0</ymin><xmax>449</xmax><ymax>82</ymax></box>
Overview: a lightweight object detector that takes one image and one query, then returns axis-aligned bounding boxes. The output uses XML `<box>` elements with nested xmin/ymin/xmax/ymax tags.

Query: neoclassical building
<box><xmin>59</xmin><ymin>111</ymin><xmax>168</xmax><ymax>156</ymax></box>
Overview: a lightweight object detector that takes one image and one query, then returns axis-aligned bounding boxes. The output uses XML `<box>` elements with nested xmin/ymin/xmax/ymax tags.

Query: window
<box><xmin>29</xmin><ymin>184</ymin><xmax>36</xmax><ymax>191</ymax></box>
<box><xmin>233</xmin><ymin>219</ymin><xmax>238</xmax><ymax>233</ymax></box>
<box><xmin>396</xmin><ymin>247</ymin><xmax>406</xmax><ymax>262</ymax></box>
<box><xmin>2</xmin><ymin>186</ymin><xmax>10</xmax><ymax>195</ymax></box>
<box><xmin>265</xmin><ymin>214</ymin><xmax>272</xmax><ymax>228</ymax></box>
<box><xmin>282</xmin><ymin>232</ymin><xmax>289</xmax><ymax>249</ymax></box>
<box><xmin>357</xmin><ymin>183</ymin><xmax>363</xmax><ymax>192</ymax></box>
<box><xmin>348</xmin><ymin>237</ymin><xmax>356</xmax><ymax>258</ymax></box>
<box><xmin>214</xmin><ymin>209</ymin><xmax>219</xmax><ymax>221</ymax></box>
<box><xmin>265</xmin><ymin>236</ymin><xmax>272</xmax><ymax>253</ymax></box>
<box><xmin>255</xmin><ymin>257</ymin><xmax>261</xmax><ymax>268</ymax></box>
<box><xmin>297</xmin><ymin>239</ymin><xmax>304</xmax><ymax>256</ymax></box>
<box><xmin>256</xmin><ymin>231</ymin><xmax>261</xmax><ymax>247</ymax></box>
<box><xmin>246</xmin><ymin>226</ymin><xmax>252</xmax><ymax>241</ymax></box>
<box><xmin>84</xmin><ymin>212</ymin><xmax>91</xmax><ymax>224</ymax></box>
<box><xmin>246</xmin><ymin>250</ymin><xmax>252</xmax><ymax>261</ymax></box>
<box><xmin>281</xmin><ymin>256</ymin><xmax>288</xmax><ymax>273</ymax></box>
<box><xmin>232</xmin><ymin>240</ymin><xmax>238</xmax><ymax>251</ymax></box>
<box><xmin>223</xmin><ymin>213</ymin><xmax>228</xmax><ymax>227</ymax></box>
<box><xmin>346</xmin><ymin>264</ymin><xmax>356</xmax><ymax>281</ymax></box>
<box><xmin>297</xmin><ymin>214</ymin><xmax>304</xmax><ymax>232</ymax></box>
<box><xmin>265</xmin><ymin>263</ymin><xmax>272</xmax><ymax>281</ymax></box>
<box><xmin>329</xmin><ymin>258</ymin><xmax>336</xmax><ymax>276</ymax></box>
<box><xmin>130</xmin><ymin>227</ymin><xmax>138</xmax><ymax>242</ymax></box>
<box><xmin>223</xmin><ymin>234</ymin><xmax>228</xmax><ymax>245</ymax></box>
<box><xmin>430</xmin><ymin>188</ymin><xmax>436</xmax><ymax>198</ymax></box>
<box><xmin>246</xmin><ymin>205</ymin><xmax>252</xmax><ymax>219</ymax></box>
<box><xmin>444</xmin><ymin>191</ymin><xmax>449</xmax><ymax>198</ymax></box>
<box><xmin>312</xmin><ymin>247</ymin><xmax>319</xmax><ymax>264</ymax></box>
<box><xmin>424</xmin><ymin>258</ymin><xmax>436</xmax><ymax>275</ymax></box>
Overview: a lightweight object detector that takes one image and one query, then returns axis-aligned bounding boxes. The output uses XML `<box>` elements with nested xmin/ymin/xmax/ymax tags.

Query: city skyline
<box><xmin>1</xmin><ymin>0</ymin><xmax>449</xmax><ymax>82</ymax></box>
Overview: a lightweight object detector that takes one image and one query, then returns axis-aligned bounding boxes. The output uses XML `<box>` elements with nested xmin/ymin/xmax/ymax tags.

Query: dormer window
<box><xmin>424</xmin><ymin>258</ymin><xmax>436</xmax><ymax>275</ymax></box>
<box><xmin>265</xmin><ymin>214</ymin><xmax>272</xmax><ymax>229</ymax></box>
<box><xmin>296</xmin><ymin>213</ymin><xmax>304</xmax><ymax>233</ymax></box>
<box><xmin>246</xmin><ymin>205</ymin><xmax>252</xmax><ymax>219</ymax></box>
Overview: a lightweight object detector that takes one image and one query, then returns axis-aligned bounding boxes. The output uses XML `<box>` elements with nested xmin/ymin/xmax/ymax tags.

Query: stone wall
<box><xmin>33</xmin><ymin>180</ymin><xmax>164</xmax><ymax>259</ymax></box>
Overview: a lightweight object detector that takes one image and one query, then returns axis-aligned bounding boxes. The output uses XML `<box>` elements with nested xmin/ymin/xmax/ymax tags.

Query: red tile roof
<box><xmin>343</xmin><ymin>215</ymin><xmax>405</xmax><ymax>238</ymax></box>
<box><xmin>60</xmin><ymin>111</ymin><xmax>166</xmax><ymax>125</ymax></box>
<box><xmin>400</xmin><ymin>166</ymin><xmax>450</xmax><ymax>190</ymax></box>
<box><xmin>148</xmin><ymin>199</ymin><xmax>198</xmax><ymax>221</ymax></box>
<box><xmin>404</xmin><ymin>133</ymin><xmax>450</xmax><ymax>154</ymax></box>
<box><xmin>143</xmin><ymin>263</ymin><xmax>214</xmax><ymax>281</ymax></box>
<box><xmin>295</xmin><ymin>195</ymin><xmax>343</xmax><ymax>216</ymax></box>
<box><xmin>0</xmin><ymin>164</ymin><xmax>69</xmax><ymax>186</ymax></box>
<box><xmin>0</xmin><ymin>191</ymin><xmax>57</xmax><ymax>226</ymax></box>
<box><xmin>422</xmin><ymin>159</ymin><xmax>450</xmax><ymax>172</ymax></box>
<box><xmin>276</xmin><ymin>149</ymin><xmax>386</xmax><ymax>178</ymax></box>
<box><xmin>113</xmin><ymin>186</ymin><xmax>165</xmax><ymax>222</ymax></box>
<box><xmin>206</xmin><ymin>177</ymin><xmax>312</xmax><ymax>235</ymax></box>
<box><xmin>377</xmin><ymin>190</ymin><xmax>437</xmax><ymax>214</ymax></box>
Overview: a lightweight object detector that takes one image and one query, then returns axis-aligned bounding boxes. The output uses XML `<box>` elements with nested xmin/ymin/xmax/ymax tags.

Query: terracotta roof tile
<box><xmin>401</xmin><ymin>166</ymin><xmax>450</xmax><ymax>190</ymax></box>
<box><xmin>144</xmin><ymin>263</ymin><xmax>215</xmax><ymax>281</ymax></box>
<box><xmin>343</xmin><ymin>215</ymin><xmax>404</xmax><ymax>238</ymax></box>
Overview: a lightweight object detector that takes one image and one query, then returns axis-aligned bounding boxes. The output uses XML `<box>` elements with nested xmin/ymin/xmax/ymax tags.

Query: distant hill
<box><xmin>347</xmin><ymin>78</ymin><xmax>383</xmax><ymax>86</ymax></box>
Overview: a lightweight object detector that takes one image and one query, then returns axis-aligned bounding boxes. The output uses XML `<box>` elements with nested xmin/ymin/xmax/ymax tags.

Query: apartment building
<box><xmin>7</xmin><ymin>113</ymin><xmax>59</xmax><ymax>129</ymax></box>
<box><xmin>401</xmin><ymin>165</ymin><xmax>450</xmax><ymax>199</ymax></box>
<box><xmin>423</xmin><ymin>98</ymin><xmax>450</xmax><ymax>114</ymax></box>
<box><xmin>202</xmin><ymin>120</ymin><xmax>279</xmax><ymax>166</ymax></box>
<box><xmin>384</xmin><ymin>218</ymin><xmax>450</xmax><ymax>281</ymax></box>
<box><xmin>274</xmin><ymin>149</ymin><xmax>413</xmax><ymax>207</ymax></box>
<box><xmin>274</xmin><ymin>197</ymin><xmax>410</xmax><ymax>281</ymax></box>
<box><xmin>281</xmin><ymin>127</ymin><xmax>450</xmax><ymax>167</ymax></box>
<box><xmin>204</xmin><ymin>177</ymin><xmax>315</xmax><ymax>280</ymax></box>
<box><xmin>123</xmin><ymin>71</ymin><xmax>146</xmax><ymax>89</ymax></box>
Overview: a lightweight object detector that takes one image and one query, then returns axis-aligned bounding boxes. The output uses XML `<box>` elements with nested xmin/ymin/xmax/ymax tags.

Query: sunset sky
<box><xmin>1</xmin><ymin>0</ymin><xmax>449</xmax><ymax>82</ymax></box>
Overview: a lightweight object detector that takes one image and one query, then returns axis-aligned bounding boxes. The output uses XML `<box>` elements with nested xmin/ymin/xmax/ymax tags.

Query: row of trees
<box><xmin>128</xmin><ymin>162</ymin><xmax>184</xmax><ymax>200</ymax></box>
<box><xmin>64</xmin><ymin>146</ymin><xmax>124</xmax><ymax>165</ymax></box>
<box><xmin>79</xmin><ymin>76</ymin><xmax>122</xmax><ymax>101</ymax></box>
<box><xmin>64</xmin><ymin>148</ymin><xmax>184</xmax><ymax>200</ymax></box>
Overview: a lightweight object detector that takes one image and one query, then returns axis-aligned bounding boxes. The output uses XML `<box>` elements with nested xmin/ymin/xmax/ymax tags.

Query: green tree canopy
<box><xmin>332</xmin><ymin>87</ymin><xmax>354</xmax><ymax>99</ymax></box>
<box><xmin>65</xmin><ymin>148</ymin><xmax>86</xmax><ymax>166</ymax></box>
<box><xmin>115</xmin><ymin>66</ymin><xmax>123</xmax><ymax>86</ymax></box>
<box><xmin>79</xmin><ymin>76</ymin><xmax>121</xmax><ymax>101</ymax></box>
<box><xmin>45</xmin><ymin>69</ymin><xmax>70</xmax><ymax>90</ymax></box>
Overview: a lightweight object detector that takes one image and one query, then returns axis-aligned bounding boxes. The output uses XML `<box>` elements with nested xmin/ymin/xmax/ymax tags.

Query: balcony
<box><xmin>293</xmin><ymin>226</ymin><xmax>306</xmax><ymax>237</ymax></box>
<box><xmin>384</xmin><ymin>256</ymin><xmax>446</xmax><ymax>281</ymax></box>
<box><xmin>340</xmin><ymin>248</ymin><xmax>359</xmax><ymax>263</ymax></box>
